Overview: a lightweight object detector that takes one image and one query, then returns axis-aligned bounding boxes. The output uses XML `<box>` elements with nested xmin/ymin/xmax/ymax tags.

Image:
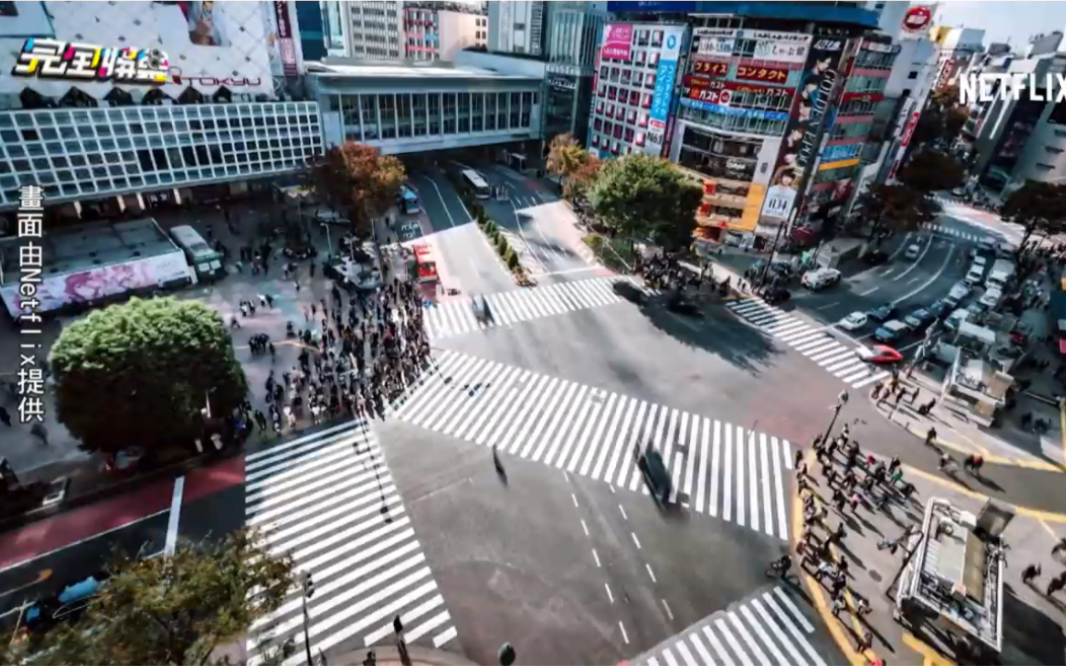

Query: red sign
<box><xmin>274</xmin><ymin>0</ymin><xmax>298</xmax><ymax>76</ymax></box>
<box><xmin>683</xmin><ymin>75</ymin><xmax>793</xmax><ymax>103</ymax></box>
<box><xmin>902</xmin><ymin>5</ymin><xmax>932</xmax><ymax>32</ymax></box>
<box><xmin>692</xmin><ymin>60</ymin><xmax>729</xmax><ymax>76</ymax></box>
<box><xmin>841</xmin><ymin>91</ymin><xmax>884</xmax><ymax>104</ymax></box>
<box><xmin>734</xmin><ymin>65</ymin><xmax>789</xmax><ymax>83</ymax></box>
<box><xmin>899</xmin><ymin>110</ymin><xmax>920</xmax><ymax>147</ymax></box>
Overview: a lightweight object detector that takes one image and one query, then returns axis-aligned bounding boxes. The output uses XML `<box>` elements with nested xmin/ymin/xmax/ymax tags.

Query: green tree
<box><xmin>546</xmin><ymin>133</ymin><xmax>589</xmax><ymax>178</ymax></box>
<box><xmin>898</xmin><ymin>148</ymin><xmax>965</xmax><ymax>193</ymax></box>
<box><xmin>562</xmin><ymin>157</ymin><xmax>602</xmax><ymax>205</ymax></box>
<box><xmin>9</xmin><ymin>528</ymin><xmax>294</xmax><ymax>666</ymax></box>
<box><xmin>309</xmin><ymin>141</ymin><xmax>406</xmax><ymax>238</ymax></box>
<box><xmin>587</xmin><ymin>154</ymin><xmax>702</xmax><ymax>253</ymax></box>
<box><xmin>1001</xmin><ymin>180</ymin><xmax>1066</xmax><ymax>248</ymax></box>
<box><xmin>856</xmin><ymin>183</ymin><xmax>938</xmax><ymax>241</ymax></box>
<box><xmin>49</xmin><ymin>297</ymin><xmax>247</xmax><ymax>454</ymax></box>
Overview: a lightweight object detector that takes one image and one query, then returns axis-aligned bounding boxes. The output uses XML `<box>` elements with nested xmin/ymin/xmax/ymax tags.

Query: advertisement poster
<box><xmin>649</xmin><ymin>25</ymin><xmax>684</xmax><ymax>128</ymax></box>
<box><xmin>691</xmin><ymin>27</ymin><xmax>736</xmax><ymax>59</ymax></box>
<box><xmin>602</xmin><ymin>23</ymin><xmax>633</xmax><ymax>60</ymax></box>
<box><xmin>757</xmin><ymin>34</ymin><xmax>851</xmax><ymax>233</ymax></box>
<box><xmin>740</xmin><ymin>29</ymin><xmax>812</xmax><ymax>65</ymax></box>
<box><xmin>273</xmin><ymin>0</ymin><xmax>297</xmax><ymax>76</ymax></box>
<box><xmin>178</xmin><ymin>1</ymin><xmax>229</xmax><ymax>47</ymax></box>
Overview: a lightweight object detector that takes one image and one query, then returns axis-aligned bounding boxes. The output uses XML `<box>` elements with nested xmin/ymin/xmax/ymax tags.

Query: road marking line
<box><xmin>662</xmin><ymin>598</ymin><xmax>674</xmax><ymax>620</ymax></box>
<box><xmin>619</xmin><ymin>621</ymin><xmax>630</xmax><ymax>644</ymax></box>
<box><xmin>592</xmin><ymin>548</ymin><xmax>602</xmax><ymax>568</ymax></box>
<box><xmin>646</xmin><ymin>563</ymin><xmax>657</xmax><ymax>583</ymax></box>
<box><xmin>902</xmin><ymin>630</ymin><xmax>956</xmax><ymax>666</ymax></box>
<box><xmin>901</xmin><ymin>464</ymin><xmax>1066</xmax><ymax>522</ymax></box>
<box><xmin>631</xmin><ymin>532</ymin><xmax>642</xmax><ymax>550</ymax></box>
<box><xmin>605</xmin><ymin>582</ymin><xmax>615</xmax><ymax>604</ymax></box>
<box><xmin>164</xmin><ymin>475</ymin><xmax>185</xmax><ymax>556</ymax></box>
<box><xmin>572</xmin><ymin>493</ymin><xmax>579</xmax><ymax>507</ymax></box>
<box><xmin>580</xmin><ymin>519</ymin><xmax>589</xmax><ymax>536</ymax></box>
<box><xmin>857</xmin><ymin>287</ymin><xmax>879</xmax><ymax>296</ymax></box>
<box><xmin>619</xmin><ymin>504</ymin><xmax>628</xmax><ymax>521</ymax></box>
<box><xmin>891</xmin><ymin>243</ymin><xmax>954</xmax><ymax>306</ymax></box>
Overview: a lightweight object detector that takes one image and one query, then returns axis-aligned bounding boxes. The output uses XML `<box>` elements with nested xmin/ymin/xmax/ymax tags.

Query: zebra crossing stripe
<box><xmin>245</xmin><ymin>423</ymin><xmax>456</xmax><ymax>664</ymax></box>
<box><xmin>393</xmin><ymin>350</ymin><xmax>793</xmax><ymax>539</ymax></box>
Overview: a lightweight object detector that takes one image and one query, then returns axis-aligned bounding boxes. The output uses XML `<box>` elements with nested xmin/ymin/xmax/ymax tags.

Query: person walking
<box><xmin>0</xmin><ymin>405</ymin><xmax>11</xmax><ymax>427</ymax></box>
<box><xmin>30</xmin><ymin>422</ymin><xmax>48</xmax><ymax>446</ymax></box>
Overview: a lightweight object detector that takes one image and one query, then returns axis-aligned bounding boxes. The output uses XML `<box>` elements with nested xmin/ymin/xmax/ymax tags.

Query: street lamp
<box><xmin>821</xmin><ymin>390</ymin><xmax>849</xmax><ymax>445</ymax></box>
<box><xmin>301</xmin><ymin>571</ymin><xmax>316</xmax><ymax>666</ymax></box>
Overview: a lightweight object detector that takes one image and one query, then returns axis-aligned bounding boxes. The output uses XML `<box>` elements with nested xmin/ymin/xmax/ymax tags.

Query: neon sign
<box><xmin>11</xmin><ymin>38</ymin><xmax>168</xmax><ymax>84</ymax></box>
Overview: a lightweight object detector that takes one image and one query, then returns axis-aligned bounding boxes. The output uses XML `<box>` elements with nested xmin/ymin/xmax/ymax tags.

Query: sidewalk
<box><xmin>791</xmin><ymin>435</ymin><xmax>1066</xmax><ymax>666</ymax></box>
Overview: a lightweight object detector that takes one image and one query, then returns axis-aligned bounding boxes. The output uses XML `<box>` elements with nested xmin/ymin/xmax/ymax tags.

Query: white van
<box><xmin>904</xmin><ymin>243</ymin><xmax>921</xmax><ymax>260</ymax></box>
<box><xmin>978</xmin><ymin>288</ymin><xmax>1002</xmax><ymax>309</ymax></box>
<box><xmin>965</xmin><ymin>265</ymin><xmax>985</xmax><ymax>286</ymax></box>
<box><xmin>971</xmin><ymin>255</ymin><xmax>987</xmax><ymax>269</ymax></box>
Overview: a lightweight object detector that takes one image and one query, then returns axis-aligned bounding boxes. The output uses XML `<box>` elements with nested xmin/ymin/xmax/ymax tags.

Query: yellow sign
<box><xmin>737</xmin><ymin>183</ymin><xmax>765</xmax><ymax>232</ymax></box>
<box><xmin>819</xmin><ymin>157</ymin><xmax>861</xmax><ymax>171</ymax></box>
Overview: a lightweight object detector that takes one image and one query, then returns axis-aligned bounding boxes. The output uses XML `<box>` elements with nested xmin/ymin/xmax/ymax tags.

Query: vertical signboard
<box><xmin>757</xmin><ymin>35</ymin><xmax>850</xmax><ymax>236</ymax></box>
<box><xmin>274</xmin><ymin>0</ymin><xmax>298</xmax><ymax>76</ymax></box>
<box><xmin>646</xmin><ymin>25</ymin><xmax>685</xmax><ymax>156</ymax></box>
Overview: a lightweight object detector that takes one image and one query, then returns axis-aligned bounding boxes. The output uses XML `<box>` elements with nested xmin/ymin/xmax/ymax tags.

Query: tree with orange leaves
<box><xmin>309</xmin><ymin>142</ymin><xmax>406</xmax><ymax>238</ymax></box>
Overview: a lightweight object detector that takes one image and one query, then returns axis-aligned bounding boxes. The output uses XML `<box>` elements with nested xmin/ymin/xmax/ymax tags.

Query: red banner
<box><xmin>734</xmin><ymin>65</ymin><xmax>789</xmax><ymax>83</ymax></box>
<box><xmin>692</xmin><ymin>60</ymin><xmax>729</xmax><ymax>76</ymax></box>
<box><xmin>841</xmin><ymin>91</ymin><xmax>884</xmax><ymax>103</ymax></box>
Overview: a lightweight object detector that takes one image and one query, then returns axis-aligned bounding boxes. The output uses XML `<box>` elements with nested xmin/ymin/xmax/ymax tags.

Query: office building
<box><xmin>0</xmin><ymin>1</ymin><xmax>321</xmax><ymax>215</ymax></box>
<box><xmin>488</xmin><ymin>0</ymin><xmax>546</xmax><ymax>56</ymax></box>
<box><xmin>404</xmin><ymin>2</ymin><xmax>488</xmax><ymax>63</ymax></box>
<box><xmin>930</xmin><ymin>26</ymin><xmax>985</xmax><ymax>90</ymax></box>
<box><xmin>340</xmin><ymin>1</ymin><xmax>405</xmax><ymax>60</ymax></box>
<box><xmin>310</xmin><ymin>61</ymin><xmax>543</xmax><ymax>157</ymax></box>
<box><xmin>542</xmin><ymin>1</ymin><xmax>608</xmax><ymax>144</ymax></box>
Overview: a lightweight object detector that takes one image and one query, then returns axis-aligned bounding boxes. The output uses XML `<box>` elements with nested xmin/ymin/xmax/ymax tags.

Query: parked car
<box><xmin>903</xmin><ymin>308</ymin><xmax>934</xmax><ymax>331</ymax></box>
<box><xmin>862</xmin><ymin>249</ymin><xmax>888</xmax><ymax>266</ymax></box>
<box><xmin>801</xmin><ymin>268</ymin><xmax>841</xmax><ymax>291</ymax></box>
<box><xmin>927</xmin><ymin>299</ymin><xmax>950</xmax><ymax>317</ymax></box>
<box><xmin>838</xmin><ymin>311</ymin><xmax>869</xmax><ymax>331</ymax></box>
<box><xmin>867</xmin><ymin>304</ymin><xmax>898</xmax><ymax>323</ymax></box>
<box><xmin>758</xmin><ymin>285</ymin><xmax>791</xmax><ymax>305</ymax></box>
<box><xmin>873</xmin><ymin>320</ymin><xmax>909</xmax><ymax>343</ymax></box>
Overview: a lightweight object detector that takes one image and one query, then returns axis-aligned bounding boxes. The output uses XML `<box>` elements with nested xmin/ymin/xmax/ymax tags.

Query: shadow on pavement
<box><xmin>1001</xmin><ymin>586</ymin><xmax>1066</xmax><ymax>666</ymax></box>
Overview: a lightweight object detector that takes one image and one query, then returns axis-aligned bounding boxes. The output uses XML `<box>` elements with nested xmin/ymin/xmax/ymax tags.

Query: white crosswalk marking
<box><xmin>392</xmin><ymin>350</ymin><xmax>793</xmax><ymax>540</ymax></box>
<box><xmin>630</xmin><ymin>586</ymin><xmax>827</xmax><ymax>666</ymax></box>
<box><xmin>244</xmin><ymin>422</ymin><xmax>456</xmax><ymax>664</ymax></box>
<box><xmin>726</xmin><ymin>298</ymin><xmax>890</xmax><ymax>390</ymax></box>
<box><xmin>421</xmin><ymin>276</ymin><xmax>658</xmax><ymax>340</ymax></box>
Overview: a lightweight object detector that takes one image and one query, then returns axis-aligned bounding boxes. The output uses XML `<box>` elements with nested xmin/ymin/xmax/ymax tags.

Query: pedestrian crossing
<box><xmin>725</xmin><ymin>298</ymin><xmax>889</xmax><ymax>390</ymax></box>
<box><xmin>244</xmin><ymin>421</ymin><xmax>457</xmax><ymax>665</ymax></box>
<box><xmin>422</xmin><ymin>276</ymin><xmax>656</xmax><ymax>341</ymax></box>
<box><xmin>390</xmin><ymin>349</ymin><xmax>794</xmax><ymax>541</ymax></box>
<box><xmin>630</xmin><ymin>586</ymin><xmax>828</xmax><ymax>666</ymax></box>
<box><xmin>924</xmin><ymin>222</ymin><xmax>989</xmax><ymax>243</ymax></box>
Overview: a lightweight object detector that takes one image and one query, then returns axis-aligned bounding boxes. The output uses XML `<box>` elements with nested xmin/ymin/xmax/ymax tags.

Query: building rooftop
<box><xmin>306</xmin><ymin>61</ymin><xmax>542</xmax><ymax>82</ymax></box>
<box><xmin>0</xmin><ymin>219</ymin><xmax>178</xmax><ymax>285</ymax></box>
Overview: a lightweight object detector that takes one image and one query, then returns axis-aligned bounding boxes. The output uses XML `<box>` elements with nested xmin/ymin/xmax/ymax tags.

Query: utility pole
<box><xmin>301</xmin><ymin>571</ymin><xmax>315</xmax><ymax>666</ymax></box>
<box><xmin>757</xmin><ymin>208</ymin><xmax>796</xmax><ymax>287</ymax></box>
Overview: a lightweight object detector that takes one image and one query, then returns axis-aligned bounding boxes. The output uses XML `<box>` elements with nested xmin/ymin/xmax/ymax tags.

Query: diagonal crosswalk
<box><xmin>244</xmin><ymin>422</ymin><xmax>457</xmax><ymax>664</ymax></box>
<box><xmin>630</xmin><ymin>586</ymin><xmax>828</xmax><ymax>666</ymax></box>
<box><xmin>725</xmin><ymin>298</ymin><xmax>889</xmax><ymax>391</ymax></box>
<box><xmin>422</xmin><ymin>276</ymin><xmax>657</xmax><ymax>340</ymax></box>
<box><xmin>390</xmin><ymin>350</ymin><xmax>794</xmax><ymax>541</ymax></box>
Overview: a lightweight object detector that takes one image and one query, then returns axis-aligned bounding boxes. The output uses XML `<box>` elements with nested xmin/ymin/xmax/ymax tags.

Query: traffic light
<box><xmin>302</xmin><ymin>571</ymin><xmax>315</xmax><ymax>599</ymax></box>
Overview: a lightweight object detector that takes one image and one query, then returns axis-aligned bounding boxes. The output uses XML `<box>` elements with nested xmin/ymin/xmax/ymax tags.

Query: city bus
<box><xmin>397</xmin><ymin>183</ymin><xmax>420</xmax><ymax>214</ymax></box>
<box><xmin>169</xmin><ymin>225</ymin><xmax>224</xmax><ymax>281</ymax></box>
<box><xmin>411</xmin><ymin>243</ymin><xmax>438</xmax><ymax>283</ymax></box>
<box><xmin>462</xmin><ymin>170</ymin><xmax>491</xmax><ymax>199</ymax></box>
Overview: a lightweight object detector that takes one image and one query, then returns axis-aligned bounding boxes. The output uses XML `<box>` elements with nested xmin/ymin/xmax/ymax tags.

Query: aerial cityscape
<box><xmin>1</xmin><ymin>1</ymin><xmax>1066</xmax><ymax>665</ymax></box>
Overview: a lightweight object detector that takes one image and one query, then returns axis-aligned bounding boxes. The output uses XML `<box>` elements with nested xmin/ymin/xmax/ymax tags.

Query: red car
<box><xmin>856</xmin><ymin>344</ymin><xmax>903</xmax><ymax>364</ymax></box>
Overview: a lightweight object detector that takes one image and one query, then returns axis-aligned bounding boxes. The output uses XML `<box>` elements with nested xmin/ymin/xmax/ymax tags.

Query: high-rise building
<box><xmin>488</xmin><ymin>0</ymin><xmax>546</xmax><ymax>56</ymax></box>
<box><xmin>340</xmin><ymin>1</ymin><xmax>405</xmax><ymax>60</ymax></box>
<box><xmin>930</xmin><ymin>26</ymin><xmax>985</xmax><ymax>90</ymax></box>
<box><xmin>541</xmin><ymin>1</ymin><xmax>608</xmax><ymax>143</ymax></box>
<box><xmin>295</xmin><ymin>2</ymin><xmax>328</xmax><ymax>62</ymax></box>
<box><xmin>404</xmin><ymin>2</ymin><xmax>488</xmax><ymax>63</ymax></box>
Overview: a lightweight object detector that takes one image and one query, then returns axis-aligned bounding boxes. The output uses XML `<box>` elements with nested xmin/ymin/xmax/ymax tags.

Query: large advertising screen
<box><xmin>646</xmin><ymin>24</ymin><xmax>685</xmax><ymax>156</ymax></box>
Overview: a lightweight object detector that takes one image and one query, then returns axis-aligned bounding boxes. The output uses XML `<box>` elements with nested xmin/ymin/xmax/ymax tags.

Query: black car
<box><xmin>867</xmin><ymin>304</ymin><xmax>897</xmax><ymax>323</ymax></box>
<box><xmin>666</xmin><ymin>293</ymin><xmax>702</xmax><ymax>317</ymax></box>
<box><xmin>862</xmin><ymin>249</ymin><xmax>888</xmax><ymax>265</ymax></box>
<box><xmin>613</xmin><ymin>280</ymin><xmax>647</xmax><ymax>305</ymax></box>
<box><xmin>635</xmin><ymin>445</ymin><xmax>672</xmax><ymax>506</ymax></box>
<box><xmin>927</xmin><ymin>298</ymin><xmax>950</xmax><ymax>317</ymax></box>
<box><xmin>758</xmin><ymin>285</ymin><xmax>792</xmax><ymax>305</ymax></box>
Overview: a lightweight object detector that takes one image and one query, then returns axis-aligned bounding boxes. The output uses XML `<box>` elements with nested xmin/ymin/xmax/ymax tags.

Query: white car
<box><xmin>838</xmin><ymin>312</ymin><xmax>868</xmax><ymax>331</ymax></box>
<box><xmin>801</xmin><ymin>268</ymin><xmax>842</xmax><ymax>291</ymax></box>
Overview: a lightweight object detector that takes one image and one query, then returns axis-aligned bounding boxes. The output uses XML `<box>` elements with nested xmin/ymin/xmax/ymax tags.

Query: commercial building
<box><xmin>0</xmin><ymin>1</ymin><xmax>321</xmax><ymax>217</ymax></box>
<box><xmin>404</xmin><ymin>2</ymin><xmax>487</xmax><ymax>63</ymax></box>
<box><xmin>309</xmin><ymin>61</ymin><xmax>543</xmax><ymax>157</ymax></box>
<box><xmin>338</xmin><ymin>1</ymin><xmax>405</xmax><ymax>60</ymax></box>
<box><xmin>542</xmin><ymin>1</ymin><xmax>608</xmax><ymax>144</ymax></box>
<box><xmin>591</xmin><ymin>2</ymin><xmax>879</xmax><ymax>247</ymax></box>
<box><xmin>930</xmin><ymin>26</ymin><xmax>985</xmax><ymax>90</ymax></box>
<box><xmin>488</xmin><ymin>0</ymin><xmax>546</xmax><ymax>56</ymax></box>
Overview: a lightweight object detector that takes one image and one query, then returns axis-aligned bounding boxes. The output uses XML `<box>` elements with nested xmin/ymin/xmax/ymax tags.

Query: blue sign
<box><xmin>650</xmin><ymin>58</ymin><xmax>677</xmax><ymax>125</ymax></box>
<box><xmin>607</xmin><ymin>1</ymin><xmax>697</xmax><ymax>12</ymax></box>
<box><xmin>680</xmin><ymin>98</ymin><xmax>789</xmax><ymax>121</ymax></box>
<box><xmin>820</xmin><ymin>142</ymin><xmax>863</xmax><ymax>162</ymax></box>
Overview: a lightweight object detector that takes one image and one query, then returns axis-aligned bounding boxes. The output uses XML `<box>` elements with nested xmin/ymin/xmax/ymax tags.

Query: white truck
<box><xmin>985</xmin><ymin>259</ymin><xmax>1015</xmax><ymax>291</ymax></box>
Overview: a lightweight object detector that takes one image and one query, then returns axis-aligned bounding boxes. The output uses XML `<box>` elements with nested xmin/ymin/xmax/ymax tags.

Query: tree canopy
<box><xmin>546</xmin><ymin>133</ymin><xmax>590</xmax><ymax>178</ymax></box>
<box><xmin>898</xmin><ymin>148</ymin><xmax>966</xmax><ymax>193</ymax></box>
<box><xmin>587</xmin><ymin>154</ymin><xmax>702</xmax><ymax>253</ymax></box>
<box><xmin>7</xmin><ymin>529</ymin><xmax>294</xmax><ymax>666</ymax></box>
<box><xmin>1001</xmin><ymin>180</ymin><xmax>1066</xmax><ymax>247</ymax></box>
<box><xmin>562</xmin><ymin>157</ymin><xmax>602</xmax><ymax>205</ymax></box>
<box><xmin>856</xmin><ymin>183</ymin><xmax>938</xmax><ymax>241</ymax></box>
<box><xmin>911</xmin><ymin>86</ymin><xmax>968</xmax><ymax>149</ymax></box>
<box><xmin>310</xmin><ymin>142</ymin><xmax>405</xmax><ymax>238</ymax></box>
<box><xmin>49</xmin><ymin>297</ymin><xmax>247</xmax><ymax>454</ymax></box>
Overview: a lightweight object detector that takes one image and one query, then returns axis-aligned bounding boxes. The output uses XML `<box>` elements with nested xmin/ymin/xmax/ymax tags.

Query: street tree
<box><xmin>49</xmin><ymin>297</ymin><xmax>247</xmax><ymax>454</ymax></box>
<box><xmin>587</xmin><ymin>154</ymin><xmax>702</xmax><ymax>253</ymax></box>
<box><xmin>310</xmin><ymin>141</ymin><xmax>406</xmax><ymax>238</ymax></box>
<box><xmin>1001</xmin><ymin>180</ymin><xmax>1066</xmax><ymax>248</ymax></box>
<box><xmin>856</xmin><ymin>183</ymin><xmax>938</xmax><ymax>241</ymax></box>
<box><xmin>546</xmin><ymin>133</ymin><xmax>590</xmax><ymax>178</ymax></box>
<box><xmin>562</xmin><ymin>156</ymin><xmax>602</xmax><ymax>205</ymax></box>
<box><xmin>898</xmin><ymin>148</ymin><xmax>965</xmax><ymax>193</ymax></box>
<box><xmin>8</xmin><ymin>528</ymin><xmax>295</xmax><ymax>666</ymax></box>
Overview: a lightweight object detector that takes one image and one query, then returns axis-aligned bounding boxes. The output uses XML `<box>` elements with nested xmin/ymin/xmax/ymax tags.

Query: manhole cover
<box><xmin>869</xmin><ymin>569</ymin><xmax>883</xmax><ymax>583</ymax></box>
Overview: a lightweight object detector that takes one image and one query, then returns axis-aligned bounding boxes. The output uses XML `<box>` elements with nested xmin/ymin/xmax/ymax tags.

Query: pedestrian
<box><xmin>0</xmin><ymin>405</ymin><xmax>10</xmax><ymax>427</ymax></box>
<box><xmin>832</xmin><ymin>595</ymin><xmax>846</xmax><ymax>618</ymax></box>
<box><xmin>393</xmin><ymin>614</ymin><xmax>408</xmax><ymax>662</ymax></box>
<box><xmin>854</xmin><ymin>596</ymin><xmax>870</xmax><ymax>617</ymax></box>
<box><xmin>1046</xmin><ymin>575</ymin><xmax>1065</xmax><ymax>597</ymax></box>
<box><xmin>855</xmin><ymin>631</ymin><xmax>873</xmax><ymax>654</ymax></box>
<box><xmin>30</xmin><ymin>422</ymin><xmax>48</xmax><ymax>445</ymax></box>
<box><xmin>1022</xmin><ymin>563</ymin><xmax>1042</xmax><ymax>585</ymax></box>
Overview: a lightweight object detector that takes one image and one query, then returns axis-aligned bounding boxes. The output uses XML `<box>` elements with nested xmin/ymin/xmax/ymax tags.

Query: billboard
<box><xmin>646</xmin><ymin>24</ymin><xmax>686</xmax><ymax>156</ymax></box>
<box><xmin>272</xmin><ymin>0</ymin><xmax>297</xmax><ymax>76</ymax></box>
<box><xmin>0</xmin><ymin>1</ymin><xmax>276</xmax><ymax>100</ymax></box>
<box><xmin>602</xmin><ymin>23</ymin><xmax>633</xmax><ymax>60</ymax></box>
<box><xmin>691</xmin><ymin>27</ymin><xmax>736</xmax><ymax>59</ymax></box>
<box><xmin>740</xmin><ymin>29</ymin><xmax>812</xmax><ymax>65</ymax></box>
<box><xmin>683</xmin><ymin>76</ymin><xmax>792</xmax><ymax>105</ymax></box>
<box><xmin>820</xmin><ymin>142</ymin><xmax>863</xmax><ymax>163</ymax></box>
